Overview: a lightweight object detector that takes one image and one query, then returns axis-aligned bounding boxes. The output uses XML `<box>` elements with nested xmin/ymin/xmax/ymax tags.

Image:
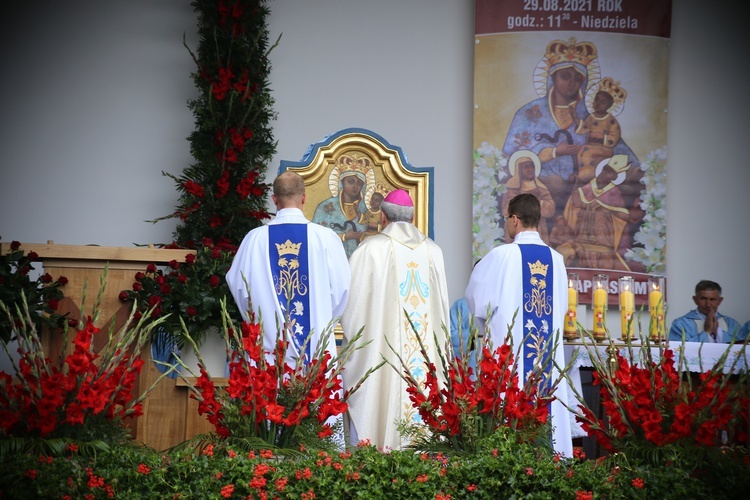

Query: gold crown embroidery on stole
<box><xmin>276</xmin><ymin>239</ymin><xmax>302</xmax><ymax>257</ymax></box>
<box><xmin>528</xmin><ymin>260</ymin><xmax>549</xmax><ymax>277</ymax></box>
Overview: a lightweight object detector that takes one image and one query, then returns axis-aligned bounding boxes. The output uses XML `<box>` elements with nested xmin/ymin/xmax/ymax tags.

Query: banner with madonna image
<box><xmin>473</xmin><ymin>0</ymin><xmax>671</xmax><ymax>306</ymax></box>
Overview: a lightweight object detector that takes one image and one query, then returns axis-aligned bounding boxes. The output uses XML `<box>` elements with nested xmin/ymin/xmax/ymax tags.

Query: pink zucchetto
<box><xmin>383</xmin><ymin>189</ymin><xmax>413</xmax><ymax>207</ymax></box>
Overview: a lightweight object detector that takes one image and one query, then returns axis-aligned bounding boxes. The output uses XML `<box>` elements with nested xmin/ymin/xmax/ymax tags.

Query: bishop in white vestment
<box><xmin>341</xmin><ymin>189</ymin><xmax>450</xmax><ymax>451</ymax></box>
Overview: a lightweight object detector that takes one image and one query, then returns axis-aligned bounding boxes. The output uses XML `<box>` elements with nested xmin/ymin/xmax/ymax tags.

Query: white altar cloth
<box><xmin>564</xmin><ymin>341</ymin><xmax>749</xmax><ymax>374</ymax></box>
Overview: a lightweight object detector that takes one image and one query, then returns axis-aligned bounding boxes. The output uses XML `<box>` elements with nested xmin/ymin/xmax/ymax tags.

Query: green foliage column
<box><xmin>159</xmin><ymin>0</ymin><xmax>278</xmax><ymax>248</ymax></box>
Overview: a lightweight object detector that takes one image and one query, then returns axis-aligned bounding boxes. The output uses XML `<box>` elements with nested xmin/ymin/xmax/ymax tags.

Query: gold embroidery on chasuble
<box><xmin>393</xmin><ymin>241</ymin><xmax>432</xmax><ymax>440</ymax></box>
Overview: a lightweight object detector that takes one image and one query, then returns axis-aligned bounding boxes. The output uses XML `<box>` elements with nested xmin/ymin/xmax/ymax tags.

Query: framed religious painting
<box><xmin>279</xmin><ymin>128</ymin><xmax>434</xmax><ymax>259</ymax></box>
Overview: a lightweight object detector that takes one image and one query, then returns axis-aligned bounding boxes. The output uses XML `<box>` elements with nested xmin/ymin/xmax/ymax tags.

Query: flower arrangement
<box><xmin>124</xmin><ymin>0</ymin><xmax>280</xmax><ymax>347</ymax></box>
<box><xmin>624</xmin><ymin>147</ymin><xmax>667</xmax><ymax>274</ymax></box>
<box><xmin>151</xmin><ymin>0</ymin><xmax>278</xmax><ymax>246</ymax></box>
<box><xmin>389</xmin><ymin>315</ymin><xmax>562</xmax><ymax>454</ymax></box>
<box><xmin>179</xmin><ymin>301</ymin><xmax>377</xmax><ymax>452</ymax></box>
<box><xmin>472</xmin><ymin>142</ymin><xmax>506</xmax><ymax>260</ymax></box>
<box><xmin>119</xmin><ymin>237</ymin><xmax>242</xmax><ymax>348</ymax></box>
<box><xmin>0</xmin><ymin>240</ymin><xmax>69</xmax><ymax>343</ymax></box>
<box><xmin>571</xmin><ymin>335</ymin><xmax>750</xmax><ymax>467</ymax></box>
<box><xmin>0</xmin><ymin>274</ymin><xmax>171</xmax><ymax>453</ymax></box>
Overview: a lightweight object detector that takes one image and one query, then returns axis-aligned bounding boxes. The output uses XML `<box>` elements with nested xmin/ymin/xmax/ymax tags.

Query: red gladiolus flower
<box><xmin>222</xmin><ymin>148</ymin><xmax>238</xmax><ymax>163</ymax></box>
<box><xmin>184</xmin><ymin>180</ymin><xmax>205</xmax><ymax>198</ymax></box>
<box><xmin>212</xmin><ymin>67</ymin><xmax>234</xmax><ymax>101</ymax></box>
<box><xmin>230</xmin><ymin>128</ymin><xmax>246</xmax><ymax>149</ymax></box>
<box><xmin>265</xmin><ymin>403</ymin><xmax>285</xmax><ymax>424</ymax></box>
<box><xmin>216</xmin><ymin>170</ymin><xmax>230</xmax><ymax>198</ymax></box>
<box><xmin>236</xmin><ymin>170</ymin><xmax>259</xmax><ymax>198</ymax></box>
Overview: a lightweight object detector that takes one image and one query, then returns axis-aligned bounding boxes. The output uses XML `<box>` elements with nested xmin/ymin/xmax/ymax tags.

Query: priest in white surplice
<box><xmin>341</xmin><ymin>189</ymin><xmax>450</xmax><ymax>450</ymax></box>
<box><xmin>226</xmin><ymin>171</ymin><xmax>351</xmax><ymax>366</ymax></box>
<box><xmin>465</xmin><ymin>192</ymin><xmax>574</xmax><ymax>457</ymax></box>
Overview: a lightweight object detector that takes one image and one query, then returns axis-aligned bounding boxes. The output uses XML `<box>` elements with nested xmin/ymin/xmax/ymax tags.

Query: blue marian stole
<box><xmin>269</xmin><ymin>224</ymin><xmax>310</xmax><ymax>363</ymax></box>
<box><xmin>519</xmin><ymin>244</ymin><xmax>554</xmax><ymax>395</ymax></box>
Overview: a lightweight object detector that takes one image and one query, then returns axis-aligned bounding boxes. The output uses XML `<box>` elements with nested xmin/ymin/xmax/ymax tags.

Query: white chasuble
<box><xmin>341</xmin><ymin>221</ymin><xmax>449</xmax><ymax>451</ymax></box>
<box><xmin>226</xmin><ymin>208</ymin><xmax>350</xmax><ymax>367</ymax></box>
<box><xmin>465</xmin><ymin>231</ymin><xmax>575</xmax><ymax>457</ymax></box>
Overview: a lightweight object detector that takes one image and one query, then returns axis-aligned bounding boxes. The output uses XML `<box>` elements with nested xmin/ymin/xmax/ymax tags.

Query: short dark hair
<box><xmin>508</xmin><ymin>193</ymin><xmax>540</xmax><ymax>228</ymax></box>
<box><xmin>695</xmin><ymin>280</ymin><xmax>721</xmax><ymax>295</ymax></box>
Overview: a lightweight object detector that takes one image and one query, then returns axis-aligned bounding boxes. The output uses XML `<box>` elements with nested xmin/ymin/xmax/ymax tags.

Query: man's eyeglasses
<box><xmin>502</xmin><ymin>214</ymin><xmax>516</xmax><ymax>222</ymax></box>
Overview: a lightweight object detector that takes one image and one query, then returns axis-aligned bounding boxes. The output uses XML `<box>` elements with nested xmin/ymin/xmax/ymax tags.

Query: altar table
<box><xmin>564</xmin><ymin>341</ymin><xmax>749</xmax><ymax>374</ymax></box>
